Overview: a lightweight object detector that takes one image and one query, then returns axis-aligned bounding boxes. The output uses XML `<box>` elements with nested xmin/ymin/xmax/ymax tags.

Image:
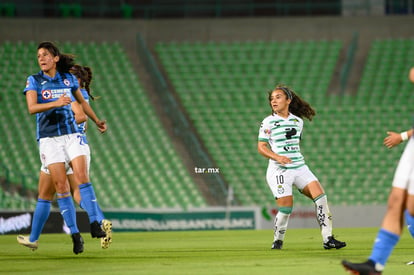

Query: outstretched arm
<box><xmin>72</xmin><ymin>88</ymin><xmax>107</xmax><ymax>133</ymax></box>
<box><xmin>71</xmin><ymin>101</ymin><xmax>87</xmax><ymax>124</ymax></box>
<box><xmin>384</xmin><ymin>129</ymin><xmax>413</xmax><ymax>148</ymax></box>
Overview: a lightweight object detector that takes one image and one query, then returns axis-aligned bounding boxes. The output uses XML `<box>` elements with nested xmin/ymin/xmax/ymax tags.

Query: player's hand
<box><xmin>275</xmin><ymin>155</ymin><xmax>292</xmax><ymax>165</ymax></box>
<box><xmin>55</xmin><ymin>93</ymin><xmax>71</xmax><ymax>107</ymax></box>
<box><xmin>96</xmin><ymin>120</ymin><xmax>107</xmax><ymax>133</ymax></box>
<box><xmin>383</xmin><ymin>131</ymin><xmax>402</xmax><ymax>148</ymax></box>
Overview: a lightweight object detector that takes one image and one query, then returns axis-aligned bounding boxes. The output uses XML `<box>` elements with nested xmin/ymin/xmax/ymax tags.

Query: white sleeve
<box><xmin>258</xmin><ymin>117</ymin><xmax>271</xmax><ymax>142</ymax></box>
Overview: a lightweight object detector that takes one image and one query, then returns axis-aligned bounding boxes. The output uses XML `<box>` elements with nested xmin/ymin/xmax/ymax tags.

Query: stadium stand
<box><xmin>156</xmin><ymin>38</ymin><xmax>413</xmax><ymax>206</ymax></box>
<box><xmin>1</xmin><ymin>36</ymin><xmax>413</xmax><ymax>209</ymax></box>
<box><xmin>0</xmin><ymin>41</ymin><xmax>207</xmax><ymax>209</ymax></box>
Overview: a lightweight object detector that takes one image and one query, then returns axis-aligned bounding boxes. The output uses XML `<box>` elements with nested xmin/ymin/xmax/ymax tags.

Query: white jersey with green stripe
<box><xmin>258</xmin><ymin>112</ymin><xmax>305</xmax><ymax>169</ymax></box>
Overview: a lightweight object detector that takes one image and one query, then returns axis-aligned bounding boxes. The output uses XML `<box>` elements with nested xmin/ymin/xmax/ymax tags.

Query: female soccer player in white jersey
<box><xmin>18</xmin><ymin>41</ymin><xmax>107</xmax><ymax>254</ymax></box>
<box><xmin>18</xmin><ymin>64</ymin><xmax>112</xmax><ymax>252</ymax></box>
<box><xmin>258</xmin><ymin>84</ymin><xmax>346</xmax><ymax>250</ymax></box>
<box><xmin>342</xmin><ymin>67</ymin><xmax>414</xmax><ymax>275</ymax></box>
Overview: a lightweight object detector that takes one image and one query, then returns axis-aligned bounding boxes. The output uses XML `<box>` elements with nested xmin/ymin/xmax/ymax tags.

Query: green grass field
<box><xmin>1</xmin><ymin>228</ymin><xmax>413</xmax><ymax>274</ymax></box>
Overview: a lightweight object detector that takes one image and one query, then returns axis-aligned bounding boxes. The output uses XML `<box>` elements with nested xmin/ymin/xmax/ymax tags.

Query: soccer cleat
<box><xmin>323</xmin><ymin>236</ymin><xmax>346</xmax><ymax>249</ymax></box>
<box><xmin>17</xmin><ymin>235</ymin><xmax>38</xmax><ymax>251</ymax></box>
<box><xmin>271</xmin><ymin>240</ymin><xmax>283</xmax><ymax>250</ymax></box>
<box><xmin>341</xmin><ymin>260</ymin><xmax>382</xmax><ymax>275</ymax></box>
<box><xmin>100</xmin><ymin>219</ymin><xmax>113</xmax><ymax>249</ymax></box>
<box><xmin>71</xmin><ymin>232</ymin><xmax>84</xmax><ymax>255</ymax></box>
<box><xmin>90</xmin><ymin>220</ymin><xmax>106</xmax><ymax>238</ymax></box>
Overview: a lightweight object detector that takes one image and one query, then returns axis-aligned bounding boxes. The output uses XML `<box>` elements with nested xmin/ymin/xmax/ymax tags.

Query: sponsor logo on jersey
<box><xmin>285</xmin><ymin>128</ymin><xmax>297</xmax><ymax>139</ymax></box>
<box><xmin>283</xmin><ymin>145</ymin><xmax>299</xmax><ymax>152</ymax></box>
<box><xmin>41</xmin><ymin>88</ymin><xmax>71</xmax><ymax>100</ymax></box>
<box><xmin>63</xmin><ymin>79</ymin><xmax>71</xmax><ymax>86</ymax></box>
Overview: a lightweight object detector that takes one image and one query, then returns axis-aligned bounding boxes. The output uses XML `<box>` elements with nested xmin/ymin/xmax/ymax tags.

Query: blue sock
<box><xmin>57</xmin><ymin>194</ymin><xmax>79</xmax><ymax>234</ymax></box>
<box><xmin>369</xmin><ymin>228</ymin><xmax>400</xmax><ymax>269</ymax></box>
<box><xmin>405</xmin><ymin>210</ymin><xmax>414</xmax><ymax>238</ymax></box>
<box><xmin>29</xmin><ymin>199</ymin><xmax>51</xmax><ymax>242</ymax></box>
<box><xmin>80</xmin><ymin>199</ymin><xmax>105</xmax><ymax>223</ymax></box>
<box><xmin>79</xmin><ymin>182</ymin><xmax>98</xmax><ymax>223</ymax></box>
<box><xmin>79</xmin><ymin>200</ymin><xmax>85</xmax><ymax>210</ymax></box>
<box><xmin>96</xmin><ymin>204</ymin><xmax>105</xmax><ymax>223</ymax></box>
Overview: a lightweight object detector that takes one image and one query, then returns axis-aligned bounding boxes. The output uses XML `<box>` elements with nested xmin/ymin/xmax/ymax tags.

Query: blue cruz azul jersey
<box><xmin>70</xmin><ymin>88</ymin><xmax>89</xmax><ymax>145</ymax></box>
<box><xmin>24</xmin><ymin>71</ymin><xmax>80</xmax><ymax>140</ymax></box>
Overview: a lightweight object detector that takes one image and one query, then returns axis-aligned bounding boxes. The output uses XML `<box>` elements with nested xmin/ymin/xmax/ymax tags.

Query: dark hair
<box><xmin>37</xmin><ymin>41</ymin><xmax>75</xmax><ymax>73</ymax></box>
<box><xmin>268</xmin><ymin>84</ymin><xmax>316</xmax><ymax>121</ymax></box>
<box><xmin>70</xmin><ymin>64</ymin><xmax>96</xmax><ymax>100</ymax></box>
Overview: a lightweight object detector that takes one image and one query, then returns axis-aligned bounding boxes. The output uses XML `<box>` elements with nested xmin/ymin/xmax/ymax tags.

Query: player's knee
<box><xmin>74</xmin><ymin>171</ymin><xmax>89</xmax><ymax>183</ymax></box>
<box><xmin>278</xmin><ymin>206</ymin><xmax>293</xmax><ymax>214</ymax></box>
<box><xmin>386</xmin><ymin>189</ymin><xmax>406</xmax><ymax>209</ymax></box>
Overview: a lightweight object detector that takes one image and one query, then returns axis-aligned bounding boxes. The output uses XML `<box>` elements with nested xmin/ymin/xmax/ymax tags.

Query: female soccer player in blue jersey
<box><xmin>18</xmin><ymin>41</ymin><xmax>107</xmax><ymax>254</ymax></box>
<box><xmin>258</xmin><ymin>84</ymin><xmax>346</xmax><ymax>250</ymax></box>
<box><xmin>68</xmin><ymin>65</ymin><xmax>112</xmax><ymax>249</ymax></box>
<box><xmin>18</xmin><ymin>64</ymin><xmax>112</xmax><ymax>252</ymax></box>
<box><xmin>342</xmin><ymin>67</ymin><xmax>414</xmax><ymax>275</ymax></box>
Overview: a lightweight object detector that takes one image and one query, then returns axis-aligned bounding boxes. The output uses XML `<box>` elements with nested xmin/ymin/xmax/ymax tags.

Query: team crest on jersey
<box><xmin>41</xmin><ymin>90</ymin><xmax>53</xmax><ymax>100</ymax></box>
<box><xmin>264</xmin><ymin>129</ymin><xmax>271</xmax><ymax>135</ymax></box>
<box><xmin>291</xmin><ymin>118</ymin><xmax>299</xmax><ymax>125</ymax></box>
<box><xmin>63</xmin><ymin>79</ymin><xmax>71</xmax><ymax>86</ymax></box>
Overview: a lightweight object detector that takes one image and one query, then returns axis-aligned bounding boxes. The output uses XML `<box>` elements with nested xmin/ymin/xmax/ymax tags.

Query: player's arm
<box><xmin>257</xmin><ymin>141</ymin><xmax>292</xmax><ymax>165</ymax></box>
<box><xmin>72</xmin><ymin>88</ymin><xmax>107</xmax><ymax>133</ymax></box>
<box><xmin>25</xmin><ymin>90</ymin><xmax>71</xmax><ymax>114</ymax></box>
<box><xmin>71</xmin><ymin>101</ymin><xmax>87</xmax><ymax>124</ymax></box>
<box><xmin>383</xmin><ymin>129</ymin><xmax>413</xmax><ymax>148</ymax></box>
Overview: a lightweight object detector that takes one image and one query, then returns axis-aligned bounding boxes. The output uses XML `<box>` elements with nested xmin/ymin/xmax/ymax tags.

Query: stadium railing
<box><xmin>1</xmin><ymin>1</ymin><xmax>401</xmax><ymax>18</ymax></box>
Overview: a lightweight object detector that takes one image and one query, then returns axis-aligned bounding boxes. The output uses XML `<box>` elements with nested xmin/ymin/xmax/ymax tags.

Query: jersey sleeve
<box><xmin>68</xmin><ymin>73</ymin><xmax>80</xmax><ymax>102</ymax></box>
<box><xmin>298</xmin><ymin>117</ymin><xmax>304</xmax><ymax>139</ymax></box>
<box><xmin>258</xmin><ymin>117</ymin><xmax>271</xmax><ymax>142</ymax></box>
<box><xmin>23</xmin><ymin>75</ymin><xmax>38</xmax><ymax>95</ymax></box>
<box><xmin>70</xmin><ymin>73</ymin><xmax>79</xmax><ymax>93</ymax></box>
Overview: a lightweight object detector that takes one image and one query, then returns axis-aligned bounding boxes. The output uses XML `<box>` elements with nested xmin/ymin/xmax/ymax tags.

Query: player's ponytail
<box><xmin>83</xmin><ymin>66</ymin><xmax>94</xmax><ymax>100</ymax></box>
<box><xmin>57</xmin><ymin>53</ymin><xmax>75</xmax><ymax>73</ymax></box>
<box><xmin>70</xmin><ymin>64</ymin><xmax>97</xmax><ymax>100</ymax></box>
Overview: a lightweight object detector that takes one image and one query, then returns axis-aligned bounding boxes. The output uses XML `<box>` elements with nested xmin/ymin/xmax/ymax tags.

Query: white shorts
<box><xmin>39</xmin><ymin>133</ymin><xmax>88</xmax><ymax>173</ymax></box>
<box><xmin>392</xmin><ymin>138</ymin><xmax>414</xmax><ymax>195</ymax></box>
<box><xmin>266</xmin><ymin>163</ymin><xmax>318</xmax><ymax>199</ymax></box>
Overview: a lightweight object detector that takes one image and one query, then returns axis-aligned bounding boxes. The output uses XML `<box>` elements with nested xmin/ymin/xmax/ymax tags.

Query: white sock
<box><xmin>273</xmin><ymin>211</ymin><xmax>290</xmax><ymax>242</ymax></box>
<box><xmin>314</xmin><ymin>194</ymin><xmax>332</xmax><ymax>243</ymax></box>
